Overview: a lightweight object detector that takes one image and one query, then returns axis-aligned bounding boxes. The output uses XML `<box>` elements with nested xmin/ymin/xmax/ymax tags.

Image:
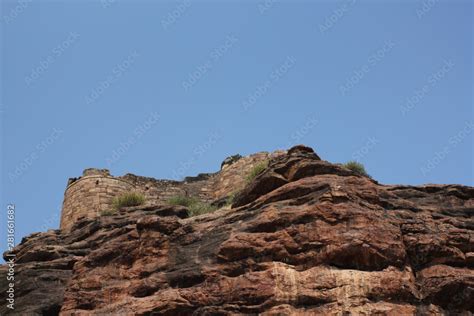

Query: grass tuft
<box><xmin>168</xmin><ymin>195</ymin><xmax>217</xmax><ymax>217</ymax></box>
<box><xmin>112</xmin><ymin>192</ymin><xmax>145</xmax><ymax>210</ymax></box>
<box><xmin>246</xmin><ymin>160</ymin><xmax>269</xmax><ymax>182</ymax></box>
<box><xmin>342</xmin><ymin>161</ymin><xmax>370</xmax><ymax>177</ymax></box>
<box><xmin>188</xmin><ymin>201</ymin><xmax>217</xmax><ymax>217</ymax></box>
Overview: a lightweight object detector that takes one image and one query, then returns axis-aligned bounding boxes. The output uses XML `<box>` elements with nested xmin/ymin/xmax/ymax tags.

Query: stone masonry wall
<box><xmin>60</xmin><ymin>151</ymin><xmax>287</xmax><ymax>231</ymax></box>
<box><xmin>60</xmin><ymin>174</ymin><xmax>135</xmax><ymax>231</ymax></box>
<box><xmin>212</xmin><ymin>151</ymin><xmax>286</xmax><ymax>199</ymax></box>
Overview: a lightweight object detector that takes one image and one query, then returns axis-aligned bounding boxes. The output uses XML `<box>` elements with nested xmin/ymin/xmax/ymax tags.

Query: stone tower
<box><xmin>60</xmin><ymin>168</ymin><xmax>135</xmax><ymax>231</ymax></box>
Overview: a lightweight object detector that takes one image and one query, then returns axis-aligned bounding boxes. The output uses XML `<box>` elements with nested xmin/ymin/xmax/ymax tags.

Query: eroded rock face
<box><xmin>1</xmin><ymin>145</ymin><xmax>473</xmax><ymax>315</ymax></box>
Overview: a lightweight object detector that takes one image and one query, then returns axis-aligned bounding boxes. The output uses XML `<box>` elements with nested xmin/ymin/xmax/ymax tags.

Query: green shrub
<box><xmin>246</xmin><ymin>160</ymin><xmax>269</xmax><ymax>182</ymax></box>
<box><xmin>188</xmin><ymin>201</ymin><xmax>217</xmax><ymax>217</ymax></box>
<box><xmin>168</xmin><ymin>195</ymin><xmax>217</xmax><ymax>217</ymax></box>
<box><xmin>342</xmin><ymin>161</ymin><xmax>370</xmax><ymax>177</ymax></box>
<box><xmin>167</xmin><ymin>195</ymin><xmax>198</xmax><ymax>207</ymax></box>
<box><xmin>112</xmin><ymin>192</ymin><xmax>145</xmax><ymax>210</ymax></box>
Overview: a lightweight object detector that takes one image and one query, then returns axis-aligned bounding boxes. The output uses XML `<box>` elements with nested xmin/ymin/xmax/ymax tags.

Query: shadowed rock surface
<box><xmin>1</xmin><ymin>145</ymin><xmax>473</xmax><ymax>315</ymax></box>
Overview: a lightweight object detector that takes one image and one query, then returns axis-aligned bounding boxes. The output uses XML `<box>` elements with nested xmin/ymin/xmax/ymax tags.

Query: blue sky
<box><xmin>0</xmin><ymin>0</ymin><xmax>472</xmax><ymax>254</ymax></box>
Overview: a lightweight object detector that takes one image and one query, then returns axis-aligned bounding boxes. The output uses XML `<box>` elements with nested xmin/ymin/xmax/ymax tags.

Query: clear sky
<box><xmin>0</xmin><ymin>0</ymin><xmax>472</xmax><ymax>255</ymax></box>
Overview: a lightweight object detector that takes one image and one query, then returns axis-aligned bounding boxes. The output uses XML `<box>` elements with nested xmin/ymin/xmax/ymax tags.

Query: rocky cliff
<box><xmin>1</xmin><ymin>145</ymin><xmax>473</xmax><ymax>315</ymax></box>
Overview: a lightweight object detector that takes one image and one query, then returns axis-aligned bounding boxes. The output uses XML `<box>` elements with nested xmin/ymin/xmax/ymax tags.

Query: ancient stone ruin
<box><xmin>60</xmin><ymin>150</ymin><xmax>285</xmax><ymax>231</ymax></box>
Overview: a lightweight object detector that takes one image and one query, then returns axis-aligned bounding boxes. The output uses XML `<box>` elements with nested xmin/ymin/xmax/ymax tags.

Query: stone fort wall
<box><xmin>60</xmin><ymin>150</ymin><xmax>285</xmax><ymax>231</ymax></box>
<box><xmin>60</xmin><ymin>170</ymin><xmax>134</xmax><ymax>231</ymax></box>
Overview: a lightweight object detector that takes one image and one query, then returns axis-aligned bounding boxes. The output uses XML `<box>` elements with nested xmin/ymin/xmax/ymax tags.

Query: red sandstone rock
<box><xmin>1</xmin><ymin>145</ymin><xmax>473</xmax><ymax>315</ymax></box>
